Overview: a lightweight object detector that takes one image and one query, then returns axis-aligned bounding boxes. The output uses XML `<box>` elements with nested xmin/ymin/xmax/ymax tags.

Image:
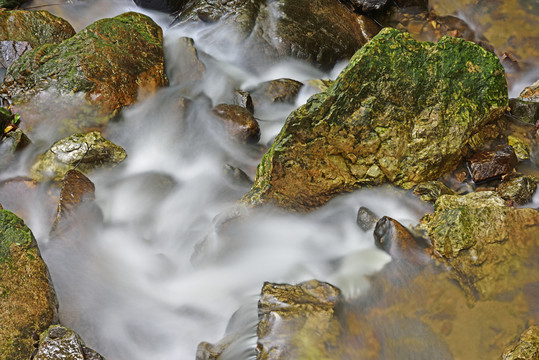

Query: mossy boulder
<box><xmin>0</xmin><ymin>210</ymin><xmax>58</xmax><ymax>360</ymax></box>
<box><xmin>502</xmin><ymin>325</ymin><xmax>539</xmax><ymax>360</ymax></box>
<box><xmin>30</xmin><ymin>131</ymin><xmax>127</xmax><ymax>182</ymax></box>
<box><xmin>175</xmin><ymin>0</ymin><xmax>380</xmax><ymax>69</ymax></box>
<box><xmin>0</xmin><ymin>10</ymin><xmax>75</xmax><ymax>48</ymax></box>
<box><xmin>419</xmin><ymin>191</ymin><xmax>539</xmax><ymax>301</ymax></box>
<box><xmin>34</xmin><ymin>325</ymin><xmax>105</xmax><ymax>360</ymax></box>
<box><xmin>0</xmin><ymin>12</ymin><xmax>166</xmax><ymax>133</ymax></box>
<box><xmin>242</xmin><ymin>28</ymin><xmax>508</xmax><ymax>211</ymax></box>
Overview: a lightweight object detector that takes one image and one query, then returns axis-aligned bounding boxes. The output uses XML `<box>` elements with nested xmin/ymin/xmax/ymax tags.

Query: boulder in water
<box><xmin>0</xmin><ymin>12</ymin><xmax>166</xmax><ymax>133</ymax></box>
<box><xmin>502</xmin><ymin>325</ymin><xmax>539</xmax><ymax>360</ymax></box>
<box><xmin>242</xmin><ymin>28</ymin><xmax>508</xmax><ymax>211</ymax></box>
<box><xmin>30</xmin><ymin>131</ymin><xmax>127</xmax><ymax>182</ymax></box>
<box><xmin>34</xmin><ymin>325</ymin><xmax>105</xmax><ymax>360</ymax></box>
<box><xmin>211</xmin><ymin>104</ymin><xmax>260</xmax><ymax>144</ymax></box>
<box><xmin>0</xmin><ymin>210</ymin><xmax>58</xmax><ymax>360</ymax></box>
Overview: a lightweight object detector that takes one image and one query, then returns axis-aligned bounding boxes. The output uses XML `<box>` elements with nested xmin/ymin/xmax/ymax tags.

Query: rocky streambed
<box><xmin>0</xmin><ymin>0</ymin><xmax>538</xmax><ymax>359</ymax></box>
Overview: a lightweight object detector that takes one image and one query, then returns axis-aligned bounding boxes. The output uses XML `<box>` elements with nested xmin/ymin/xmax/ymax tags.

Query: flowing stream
<box><xmin>4</xmin><ymin>0</ymin><xmax>539</xmax><ymax>359</ymax></box>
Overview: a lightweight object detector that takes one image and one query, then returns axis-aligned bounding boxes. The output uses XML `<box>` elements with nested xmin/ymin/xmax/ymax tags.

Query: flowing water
<box><xmin>2</xmin><ymin>0</ymin><xmax>539</xmax><ymax>359</ymax></box>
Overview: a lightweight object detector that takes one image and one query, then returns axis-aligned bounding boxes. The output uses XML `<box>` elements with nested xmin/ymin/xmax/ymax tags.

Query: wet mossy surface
<box><xmin>0</xmin><ymin>210</ymin><xmax>58</xmax><ymax>360</ymax></box>
<box><xmin>242</xmin><ymin>28</ymin><xmax>508</xmax><ymax>211</ymax></box>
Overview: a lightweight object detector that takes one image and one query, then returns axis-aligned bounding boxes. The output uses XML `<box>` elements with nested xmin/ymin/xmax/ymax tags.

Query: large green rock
<box><xmin>0</xmin><ymin>10</ymin><xmax>75</xmax><ymax>47</ymax></box>
<box><xmin>0</xmin><ymin>12</ymin><xmax>167</xmax><ymax>133</ymax></box>
<box><xmin>242</xmin><ymin>28</ymin><xmax>508</xmax><ymax>211</ymax></box>
<box><xmin>419</xmin><ymin>191</ymin><xmax>539</xmax><ymax>301</ymax></box>
<box><xmin>175</xmin><ymin>0</ymin><xmax>380</xmax><ymax>69</ymax></box>
<box><xmin>0</xmin><ymin>210</ymin><xmax>58</xmax><ymax>360</ymax></box>
<box><xmin>502</xmin><ymin>326</ymin><xmax>539</xmax><ymax>360</ymax></box>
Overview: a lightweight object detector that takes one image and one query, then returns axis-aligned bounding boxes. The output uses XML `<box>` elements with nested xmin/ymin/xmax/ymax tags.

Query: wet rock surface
<box><xmin>0</xmin><ymin>10</ymin><xmax>75</xmax><ymax>48</ymax></box>
<box><xmin>242</xmin><ymin>28</ymin><xmax>508</xmax><ymax>211</ymax></box>
<box><xmin>257</xmin><ymin>280</ymin><xmax>343</xmax><ymax>360</ymax></box>
<box><xmin>343</xmin><ymin>0</ymin><xmax>389</xmax><ymax>12</ymax></box>
<box><xmin>30</xmin><ymin>131</ymin><xmax>127</xmax><ymax>182</ymax></box>
<box><xmin>174</xmin><ymin>0</ymin><xmax>380</xmax><ymax>69</ymax></box>
<box><xmin>134</xmin><ymin>0</ymin><xmax>187</xmax><ymax>12</ymax></box>
<box><xmin>497</xmin><ymin>174</ymin><xmax>538</xmax><ymax>205</ymax></box>
<box><xmin>520</xmin><ymin>80</ymin><xmax>539</xmax><ymax>102</ymax></box>
<box><xmin>467</xmin><ymin>145</ymin><xmax>518</xmax><ymax>183</ymax></box>
<box><xmin>34</xmin><ymin>325</ymin><xmax>104</xmax><ymax>360</ymax></box>
<box><xmin>0</xmin><ymin>210</ymin><xmax>58</xmax><ymax>360</ymax></box>
<box><xmin>502</xmin><ymin>325</ymin><xmax>539</xmax><ymax>360</ymax></box>
<box><xmin>356</xmin><ymin>206</ymin><xmax>379</xmax><ymax>231</ymax></box>
<box><xmin>508</xmin><ymin>98</ymin><xmax>539</xmax><ymax>125</ymax></box>
<box><xmin>419</xmin><ymin>191</ymin><xmax>539</xmax><ymax>301</ymax></box>
<box><xmin>0</xmin><ymin>12</ymin><xmax>166</xmax><ymax>133</ymax></box>
<box><xmin>211</xmin><ymin>104</ymin><xmax>260</xmax><ymax>144</ymax></box>
<box><xmin>413</xmin><ymin>180</ymin><xmax>456</xmax><ymax>203</ymax></box>
<box><xmin>233</xmin><ymin>90</ymin><xmax>254</xmax><ymax>113</ymax></box>
<box><xmin>249</xmin><ymin>78</ymin><xmax>303</xmax><ymax>105</ymax></box>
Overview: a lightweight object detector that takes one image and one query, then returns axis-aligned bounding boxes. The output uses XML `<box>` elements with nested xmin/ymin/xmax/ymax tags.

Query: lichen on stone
<box><xmin>242</xmin><ymin>28</ymin><xmax>508</xmax><ymax>211</ymax></box>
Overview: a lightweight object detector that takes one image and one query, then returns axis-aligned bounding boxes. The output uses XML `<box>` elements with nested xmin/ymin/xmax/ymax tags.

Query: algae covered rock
<box><xmin>497</xmin><ymin>174</ymin><xmax>538</xmax><ymax>205</ymax></box>
<box><xmin>420</xmin><ymin>191</ymin><xmax>539</xmax><ymax>301</ymax></box>
<box><xmin>34</xmin><ymin>325</ymin><xmax>105</xmax><ymax>360</ymax></box>
<box><xmin>175</xmin><ymin>0</ymin><xmax>380</xmax><ymax>69</ymax></box>
<box><xmin>502</xmin><ymin>325</ymin><xmax>539</xmax><ymax>360</ymax></box>
<box><xmin>0</xmin><ymin>12</ymin><xmax>166</xmax><ymax>132</ymax></box>
<box><xmin>0</xmin><ymin>210</ymin><xmax>58</xmax><ymax>360</ymax></box>
<box><xmin>413</xmin><ymin>180</ymin><xmax>456</xmax><ymax>203</ymax></box>
<box><xmin>30</xmin><ymin>131</ymin><xmax>126</xmax><ymax>182</ymax></box>
<box><xmin>242</xmin><ymin>28</ymin><xmax>508</xmax><ymax>211</ymax></box>
<box><xmin>257</xmin><ymin>280</ymin><xmax>343</xmax><ymax>360</ymax></box>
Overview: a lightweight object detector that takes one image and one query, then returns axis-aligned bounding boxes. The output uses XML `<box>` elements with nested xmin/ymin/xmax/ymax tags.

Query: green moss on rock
<box><xmin>0</xmin><ymin>210</ymin><xmax>58</xmax><ymax>360</ymax></box>
<box><xmin>0</xmin><ymin>12</ymin><xmax>166</xmax><ymax>132</ymax></box>
<box><xmin>0</xmin><ymin>10</ymin><xmax>74</xmax><ymax>47</ymax></box>
<box><xmin>242</xmin><ymin>28</ymin><xmax>508</xmax><ymax>211</ymax></box>
<box><xmin>420</xmin><ymin>192</ymin><xmax>539</xmax><ymax>301</ymax></box>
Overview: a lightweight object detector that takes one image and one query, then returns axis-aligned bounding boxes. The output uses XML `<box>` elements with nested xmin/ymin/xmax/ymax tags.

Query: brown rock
<box><xmin>519</xmin><ymin>79</ymin><xmax>539</xmax><ymax>102</ymax></box>
<box><xmin>250</xmin><ymin>78</ymin><xmax>303</xmax><ymax>104</ymax></box>
<box><xmin>211</xmin><ymin>104</ymin><xmax>260</xmax><ymax>144</ymax></box>
<box><xmin>467</xmin><ymin>144</ymin><xmax>518</xmax><ymax>183</ymax></box>
<box><xmin>257</xmin><ymin>280</ymin><xmax>343</xmax><ymax>360</ymax></box>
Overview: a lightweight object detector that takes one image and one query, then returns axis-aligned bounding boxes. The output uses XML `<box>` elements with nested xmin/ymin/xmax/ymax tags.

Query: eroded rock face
<box><xmin>175</xmin><ymin>0</ymin><xmax>380</xmax><ymax>69</ymax></box>
<box><xmin>34</xmin><ymin>325</ymin><xmax>105</xmax><ymax>360</ymax></box>
<box><xmin>257</xmin><ymin>280</ymin><xmax>343</xmax><ymax>360</ymax></box>
<box><xmin>0</xmin><ymin>210</ymin><xmax>58</xmax><ymax>360</ymax></box>
<box><xmin>419</xmin><ymin>191</ymin><xmax>539</xmax><ymax>301</ymax></box>
<box><xmin>30</xmin><ymin>131</ymin><xmax>127</xmax><ymax>182</ymax></box>
<box><xmin>0</xmin><ymin>12</ymin><xmax>166</xmax><ymax>132</ymax></box>
<box><xmin>242</xmin><ymin>28</ymin><xmax>508</xmax><ymax>211</ymax></box>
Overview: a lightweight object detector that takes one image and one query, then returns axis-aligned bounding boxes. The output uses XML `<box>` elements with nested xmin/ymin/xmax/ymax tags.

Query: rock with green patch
<box><xmin>508</xmin><ymin>135</ymin><xmax>531</xmax><ymax>161</ymax></box>
<box><xmin>242</xmin><ymin>28</ymin><xmax>508</xmax><ymax>211</ymax></box>
<box><xmin>502</xmin><ymin>325</ymin><xmax>539</xmax><ymax>360</ymax></box>
<box><xmin>419</xmin><ymin>191</ymin><xmax>539</xmax><ymax>301</ymax></box>
<box><xmin>497</xmin><ymin>174</ymin><xmax>538</xmax><ymax>205</ymax></box>
<box><xmin>413</xmin><ymin>181</ymin><xmax>456</xmax><ymax>203</ymax></box>
<box><xmin>0</xmin><ymin>210</ymin><xmax>58</xmax><ymax>360</ymax></box>
<box><xmin>257</xmin><ymin>280</ymin><xmax>344</xmax><ymax>360</ymax></box>
<box><xmin>34</xmin><ymin>325</ymin><xmax>105</xmax><ymax>360</ymax></box>
<box><xmin>30</xmin><ymin>131</ymin><xmax>127</xmax><ymax>182</ymax></box>
<box><xmin>0</xmin><ymin>12</ymin><xmax>166</xmax><ymax>133</ymax></box>
<box><xmin>508</xmin><ymin>98</ymin><xmax>539</xmax><ymax>125</ymax></box>
<box><xmin>0</xmin><ymin>10</ymin><xmax>74</xmax><ymax>47</ymax></box>
<box><xmin>174</xmin><ymin>0</ymin><xmax>380</xmax><ymax>70</ymax></box>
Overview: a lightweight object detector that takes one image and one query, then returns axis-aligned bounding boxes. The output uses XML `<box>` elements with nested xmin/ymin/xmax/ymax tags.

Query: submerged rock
<box><xmin>502</xmin><ymin>325</ymin><xmax>539</xmax><ymax>360</ymax></box>
<box><xmin>165</xmin><ymin>37</ymin><xmax>205</xmax><ymax>87</ymax></box>
<box><xmin>242</xmin><ymin>28</ymin><xmax>508</xmax><ymax>211</ymax></box>
<box><xmin>211</xmin><ymin>104</ymin><xmax>260</xmax><ymax>144</ymax></box>
<box><xmin>257</xmin><ymin>280</ymin><xmax>343</xmax><ymax>360</ymax></box>
<box><xmin>0</xmin><ymin>12</ymin><xmax>166</xmax><ymax>133</ymax></box>
<box><xmin>34</xmin><ymin>325</ymin><xmax>105</xmax><ymax>360</ymax></box>
<box><xmin>175</xmin><ymin>0</ymin><xmax>380</xmax><ymax>69</ymax></box>
<box><xmin>0</xmin><ymin>210</ymin><xmax>58</xmax><ymax>360</ymax></box>
<box><xmin>30</xmin><ymin>131</ymin><xmax>127</xmax><ymax>182</ymax></box>
<box><xmin>419</xmin><ymin>191</ymin><xmax>539</xmax><ymax>301</ymax></box>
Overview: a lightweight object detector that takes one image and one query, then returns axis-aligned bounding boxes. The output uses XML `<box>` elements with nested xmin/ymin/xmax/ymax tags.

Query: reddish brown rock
<box><xmin>211</xmin><ymin>104</ymin><xmax>260</xmax><ymax>144</ymax></box>
<box><xmin>467</xmin><ymin>145</ymin><xmax>518</xmax><ymax>183</ymax></box>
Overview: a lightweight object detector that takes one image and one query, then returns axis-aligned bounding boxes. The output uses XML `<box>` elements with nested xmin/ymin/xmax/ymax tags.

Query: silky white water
<box><xmin>3</xmin><ymin>1</ymin><xmax>538</xmax><ymax>359</ymax></box>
